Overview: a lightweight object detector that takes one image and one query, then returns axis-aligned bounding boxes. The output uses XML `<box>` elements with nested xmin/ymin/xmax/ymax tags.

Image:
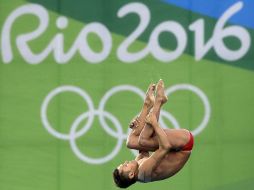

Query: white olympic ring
<box><xmin>40</xmin><ymin>84</ymin><xmax>211</xmax><ymax>164</ymax></box>
<box><xmin>98</xmin><ymin>85</ymin><xmax>145</xmax><ymax>139</ymax></box>
<box><xmin>160</xmin><ymin>84</ymin><xmax>211</xmax><ymax>136</ymax></box>
<box><xmin>41</xmin><ymin>86</ymin><xmax>95</xmax><ymax>140</ymax></box>
<box><xmin>70</xmin><ymin>111</ymin><xmax>124</xmax><ymax>164</ymax></box>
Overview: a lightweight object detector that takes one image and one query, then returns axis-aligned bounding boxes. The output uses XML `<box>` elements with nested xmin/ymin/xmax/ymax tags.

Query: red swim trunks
<box><xmin>182</xmin><ymin>131</ymin><xmax>194</xmax><ymax>151</ymax></box>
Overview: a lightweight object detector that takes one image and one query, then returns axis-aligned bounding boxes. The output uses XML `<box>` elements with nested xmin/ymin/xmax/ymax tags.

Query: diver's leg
<box><xmin>126</xmin><ymin>83</ymin><xmax>155</xmax><ymax>150</ymax></box>
<box><xmin>138</xmin><ymin>80</ymin><xmax>168</xmax><ymax>150</ymax></box>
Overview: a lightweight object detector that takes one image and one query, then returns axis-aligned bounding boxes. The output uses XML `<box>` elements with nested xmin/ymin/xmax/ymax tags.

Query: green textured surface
<box><xmin>0</xmin><ymin>0</ymin><xmax>254</xmax><ymax>190</ymax></box>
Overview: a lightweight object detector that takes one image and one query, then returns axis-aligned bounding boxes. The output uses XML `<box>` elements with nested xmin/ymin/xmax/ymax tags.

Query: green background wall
<box><xmin>0</xmin><ymin>0</ymin><xmax>253</xmax><ymax>189</ymax></box>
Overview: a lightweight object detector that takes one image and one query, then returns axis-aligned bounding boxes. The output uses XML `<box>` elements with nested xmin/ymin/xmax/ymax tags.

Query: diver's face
<box><xmin>117</xmin><ymin>160</ymin><xmax>138</xmax><ymax>177</ymax></box>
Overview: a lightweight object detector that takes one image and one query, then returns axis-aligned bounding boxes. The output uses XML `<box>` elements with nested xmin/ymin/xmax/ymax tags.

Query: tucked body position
<box><xmin>113</xmin><ymin>80</ymin><xmax>194</xmax><ymax>188</ymax></box>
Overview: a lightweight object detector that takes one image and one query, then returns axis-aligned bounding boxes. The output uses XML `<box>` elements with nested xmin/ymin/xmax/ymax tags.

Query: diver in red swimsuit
<box><xmin>113</xmin><ymin>80</ymin><xmax>194</xmax><ymax>188</ymax></box>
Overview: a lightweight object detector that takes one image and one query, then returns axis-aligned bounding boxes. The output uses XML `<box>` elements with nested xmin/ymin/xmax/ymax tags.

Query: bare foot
<box><xmin>156</xmin><ymin>79</ymin><xmax>168</xmax><ymax>104</ymax></box>
<box><xmin>145</xmin><ymin>112</ymin><xmax>157</xmax><ymax>126</ymax></box>
<box><xmin>144</xmin><ymin>83</ymin><xmax>155</xmax><ymax>109</ymax></box>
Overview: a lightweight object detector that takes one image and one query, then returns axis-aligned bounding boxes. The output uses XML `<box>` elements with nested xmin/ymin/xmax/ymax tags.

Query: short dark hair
<box><xmin>113</xmin><ymin>168</ymin><xmax>137</xmax><ymax>188</ymax></box>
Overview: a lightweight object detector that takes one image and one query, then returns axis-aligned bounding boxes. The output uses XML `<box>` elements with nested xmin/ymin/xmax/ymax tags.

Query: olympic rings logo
<box><xmin>40</xmin><ymin>84</ymin><xmax>211</xmax><ymax>164</ymax></box>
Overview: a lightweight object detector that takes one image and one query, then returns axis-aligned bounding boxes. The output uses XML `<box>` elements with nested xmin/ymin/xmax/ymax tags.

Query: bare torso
<box><xmin>138</xmin><ymin>150</ymin><xmax>191</xmax><ymax>182</ymax></box>
<box><xmin>152</xmin><ymin>150</ymin><xmax>191</xmax><ymax>181</ymax></box>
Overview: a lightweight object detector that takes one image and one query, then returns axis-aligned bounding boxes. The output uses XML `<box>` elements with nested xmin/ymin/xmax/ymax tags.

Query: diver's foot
<box><xmin>156</xmin><ymin>79</ymin><xmax>168</xmax><ymax>104</ymax></box>
<box><xmin>144</xmin><ymin>83</ymin><xmax>155</xmax><ymax>109</ymax></box>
